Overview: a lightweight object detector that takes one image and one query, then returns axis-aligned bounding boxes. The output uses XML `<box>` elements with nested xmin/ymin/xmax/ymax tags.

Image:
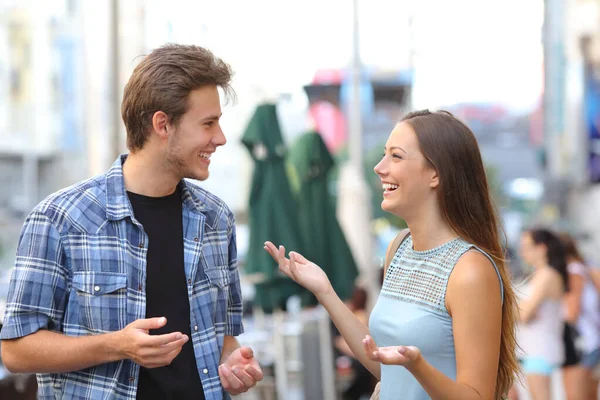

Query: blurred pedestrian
<box><xmin>561</xmin><ymin>232</ymin><xmax>600</xmax><ymax>399</ymax></box>
<box><xmin>517</xmin><ymin>228</ymin><xmax>568</xmax><ymax>400</ymax></box>
<box><xmin>265</xmin><ymin>110</ymin><xmax>519</xmax><ymax>399</ymax></box>
<box><xmin>0</xmin><ymin>44</ymin><xmax>262</xmax><ymax>400</ymax></box>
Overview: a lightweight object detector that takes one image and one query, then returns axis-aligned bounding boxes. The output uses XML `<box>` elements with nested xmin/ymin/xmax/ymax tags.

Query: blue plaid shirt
<box><xmin>1</xmin><ymin>155</ymin><xmax>244</xmax><ymax>400</ymax></box>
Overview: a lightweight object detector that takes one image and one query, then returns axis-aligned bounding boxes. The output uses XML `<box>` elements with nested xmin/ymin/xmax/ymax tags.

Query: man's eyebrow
<box><xmin>201</xmin><ymin>113</ymin><xmax>222</xmax><ymax>122</ymax></box>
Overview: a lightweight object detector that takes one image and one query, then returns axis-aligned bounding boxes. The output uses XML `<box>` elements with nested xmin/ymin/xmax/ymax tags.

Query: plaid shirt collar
<box><xmin>104</xmin><ymin>154</ymin><xmax>217</xmax><ymax>228</ymax></box>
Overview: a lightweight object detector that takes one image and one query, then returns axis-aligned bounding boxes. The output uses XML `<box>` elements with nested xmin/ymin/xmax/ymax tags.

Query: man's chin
<box><xmin>184</xmin><ymin>171</ymin><xmax>209</xmax><ymax>182</ymax></box>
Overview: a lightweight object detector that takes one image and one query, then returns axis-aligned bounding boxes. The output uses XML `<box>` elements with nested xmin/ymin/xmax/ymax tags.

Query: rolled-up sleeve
<box><xmin>1</xmin><ymin>210</ymin><xmax>69</xmax><ymax>339</ymax></box>
<box><xmin>224</xmin><ymin>214</ymin><xmax>244</xmax><ymax>336</ymax></box>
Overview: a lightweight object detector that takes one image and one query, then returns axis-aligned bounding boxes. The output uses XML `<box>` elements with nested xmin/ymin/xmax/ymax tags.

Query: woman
<box><xmin>265</xmin><ymin>110</ymin><xmax>519</xmax><ymax>399</ymax></box>
<box><xmin>561</xmin><ymin>232</ymin><xmax>600</xmax><ymax>399</ymax></box>
<box><xmin>517</xmin><ymin>228</ymin><xmax>568</xmax><ymax>400</ymax></box>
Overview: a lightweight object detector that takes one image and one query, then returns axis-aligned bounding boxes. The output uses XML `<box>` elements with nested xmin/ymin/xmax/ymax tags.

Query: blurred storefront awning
<box><xmin>288</xmin><ymin>131</ymin><xmax>359</xmax><ymax>306</ymax></box>
<box><xmin>241</xmin><ymin>103</ymin><xmax>305</xmax><ymax>313</ymax></box>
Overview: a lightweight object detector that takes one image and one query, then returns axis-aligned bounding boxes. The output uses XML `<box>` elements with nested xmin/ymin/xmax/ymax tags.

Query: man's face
<box><xmin>165</xmin><ymin>85</ymin><xmax>226</xmax><ymax>181</ymax></box>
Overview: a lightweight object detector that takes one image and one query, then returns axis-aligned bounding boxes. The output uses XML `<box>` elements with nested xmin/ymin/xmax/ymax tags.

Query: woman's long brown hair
<box><xmin>402</xmin><ymin>110</ymin><xmax>520</xmax><ymax>398</ymax></box>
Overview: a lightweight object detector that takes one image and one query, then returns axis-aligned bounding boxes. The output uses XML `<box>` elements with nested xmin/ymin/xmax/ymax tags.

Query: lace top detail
<box><xmin>381</xmin><ymin>235</ymin><xmax>502</xmax><ymax>315</ymax></box>
<box><xmin>370</xmin><ymin>233</ymin><xmax>504</xmax><ymax>400</ymax></box>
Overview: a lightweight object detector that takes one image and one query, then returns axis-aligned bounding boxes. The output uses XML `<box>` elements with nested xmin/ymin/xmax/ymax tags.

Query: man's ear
<box><xmin>152</xmin><ymin>111</ymin><xmax>170</xmax><ymax>139</ymax></box>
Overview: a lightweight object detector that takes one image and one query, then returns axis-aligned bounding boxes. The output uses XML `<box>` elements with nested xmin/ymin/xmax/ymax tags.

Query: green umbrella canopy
<box><xmin>241</xmin><ymin>103</ymin><xmax>305</xmax><ymax>313</ymax></box>
<box><xmin>288</xmin><ymin>131</ymin><xmax>359</xmax><ymax>306</ymax></box>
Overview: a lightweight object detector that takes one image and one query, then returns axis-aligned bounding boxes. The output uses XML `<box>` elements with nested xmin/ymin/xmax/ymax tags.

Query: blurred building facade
<box><xmin>551</xmin><ymin>0</ymin><xmax>600</xmax><ymax>262</ymax></box>
<box><xmin>0</xmin><ymin>1</ymin><xmax>80</xmax><ymax>270</ymax></box>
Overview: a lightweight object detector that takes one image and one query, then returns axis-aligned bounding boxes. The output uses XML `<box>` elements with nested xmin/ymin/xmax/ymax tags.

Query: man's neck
<box><xmin>122</xmin><ymin>151</ymin><xmax>180</xmax><ymax>197</ymax></box>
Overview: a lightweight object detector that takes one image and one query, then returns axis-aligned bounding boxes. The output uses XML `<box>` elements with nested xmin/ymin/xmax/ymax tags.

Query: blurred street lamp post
<box><xmin>337</xmin><ymin>0</ymin><xmax>377</xmax><ymax>308</ymax></box>
<box><xmin>110</xmin><ymin>0</ymin><xmax>121</xmax><ymax>160</ymax></box>
<box><xmin>542</xmin><ymin>0</ymin><xmax>565</xmax><ymax>178</ymax></box>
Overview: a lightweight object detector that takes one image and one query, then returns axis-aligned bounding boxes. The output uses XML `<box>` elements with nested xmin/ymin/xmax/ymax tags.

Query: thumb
<box><xmin>397</xmin><ymin>346</ymin><xmax>417</xmax><ymax>360</ymax></box>
<box><xmin>130</xmin><ymin>317</ymin><xmax>167</xmax><ymax>330</ymax></box>
<box><xmin>289</xmin><ymin>251</ymin><xmax>308</xmax><ymax>264</ymax></box>
<box><xmin>239</xmin><ymin>346</ymin><xmax>254</xmax><ymax>359</ymax></box>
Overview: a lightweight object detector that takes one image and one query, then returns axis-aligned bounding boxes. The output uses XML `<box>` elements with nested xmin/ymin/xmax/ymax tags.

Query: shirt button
<box><xmin>202</xmin><ymin>368</ymin><xmax>208</xmax><ymax>374</ymax></box>
<box><xmin>138</xmin><ymin>284</ymin><xmax>143</xmax><ymax>291</ymax></box>
<box><xmin>138</xmin><ymin>243</ymin><xmax>143</xmax><ymax>248</ymax></box>
<box><xmin>94</xmin><ymin>286</ymin><xmax>100</xmax><ymax>292</ymax></box>
<box><xmin>194</xmin><ymin>237</ymin><xmax>199</xmax><ymax>242</ymax></box>
<box><xmin>188</xmin><ymin>279</ymin><xmax>192</xmax><ymax>285</ymax></box>
<box><xmin>129</xmin><ymin>376</ymin><xmax>134</xmax><ymax>382</ymax></box>
<box><xmin>194</xmin><ymin>325</ymin><xmax>198</xmax><ymax>331</ymax></box>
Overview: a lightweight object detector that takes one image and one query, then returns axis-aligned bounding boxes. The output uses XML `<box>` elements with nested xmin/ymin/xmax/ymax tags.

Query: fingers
<box><xmin>263</xmin><ymin>242</ymin><xmax>286</xmax><ymax>264</ymax></box>
<box><xmin>363</xmin><ymin>335</ymin><xmax>379</xmax><ymax>361</ymax></box>
<box><xmin>146</xmin><ymin>331</ymin><xmax>188</xmax><ymax>347</ymax></box>
<box><xmin>133</xmin><ymin>333</ymin><xmax>188</xmax><ymax>367</ymax></box>
<box><xmin>364</xmin><ymin>335</ymin><xmax>377</xmax><ymax>354</ymax></box>
<box><xmin>218</xmin><ymin>364</ymin><xmax>262</xmax><ymax>395</ymax></box>
<box><xmin>363</xmin><ymin>340</ymin><xmax>378</xmax><ymax>361</ymax></box>
<box><xmin>263</xmin><ymin>243</ymin><xmax>290</xmax><ymax>271</ymax></box>
<box><xmin>263</xmin><ymin>242</ymin><xmax>278</xmax><ymax>260</ymax></box>
<box><xmin>365</xmin><ymin>346</ymin><xmax>418</xmax><ymax>366</ymax></box>
<box><xmin>264</xmin><ymin>243</ymin><xmax>294</xmax><ymax>277</ymax></box>
<box><xmin>122</xmin><ymin>318</ymin><xmax>191</xmax><ymax>368</ymax></box>
<box><xmin>146</xmin><ymin>345</ymin><xmax>184</xmax><ymax>369</ymax></box>
<box><xmin>233</xmin><ymin>367</ymin><xmax>256</xmax><ymax>388</ymax></box>
<box><xmin>219</xmin><ymin>364</ymin><xmax>250</xmax><ymax>394</ymax></box>
<box><xmin>289</xmin><ymin>251</ymin><xmax>308</xmax><ymax>264</ymax></box>
<box><xmin>374</xmin><ymin>347</ymin><xmax>408</xmax><ymax>365</ymax></box>
<box><xmin>239</xmin><ymin>346</ymin><xmax>254</xmax><ymax>360</ymax></box>
<box><xmin>278</xmin><ymin>245</ymin><xmax>286</xmax><ymax>265</ymax></box>
<box><xmin>130</xmin><ymin>317</ymin><xmax>167</xmax><ymax>330</ymax></box>
<box><xmin>263</xmin><ymin>243</ymin><xmax>311</xmax><ymax>283</ymax></box>
<box><xmin>264</xmin><ymin>241</ymin><xmax>278</xmax><ymax>254</ymax></box>
<box><xmin>245</xmin><ymin>365</ymin><xmax>264</xmax><ymax>381</ymax></box>
<box><xmin>396</xmin><ymin>345</ymin><xmax>419</xmax><ymax>361</ymax></box>
<box><xmin>144</xmin><ymin>335</ymin><xmax>189</xmax><ymax>357</ymax></box>
<box><xmin>289</xmin><ymin>252</ymin><xmax>300</xmax><ymax>279</ymax></box>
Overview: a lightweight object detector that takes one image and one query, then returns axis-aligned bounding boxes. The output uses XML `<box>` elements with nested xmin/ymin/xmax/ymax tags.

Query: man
<box><xmin>0</xmin><ymin>44</ymin><xmax>262</xmax><ymax>400</ymax></box>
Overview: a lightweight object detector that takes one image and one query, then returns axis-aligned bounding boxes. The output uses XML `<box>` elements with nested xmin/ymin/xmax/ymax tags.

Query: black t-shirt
<box><xmin>128</xmin><ymin>186</ymin><xmax>205</xmax><ymax>400</ymax></box>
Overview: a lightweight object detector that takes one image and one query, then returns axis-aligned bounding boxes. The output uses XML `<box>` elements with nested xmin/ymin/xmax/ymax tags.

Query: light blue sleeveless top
<box><xmin>369</xmin><ymin>234</ymin><xmax>503</xmax><ymax>400</ymax></box>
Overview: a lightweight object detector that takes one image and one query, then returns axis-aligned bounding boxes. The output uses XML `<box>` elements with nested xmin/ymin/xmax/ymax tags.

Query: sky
<box><xmin>410</xmin><ymin>0</ymin><xmax>544</xmax><ymax>111</ymax></box>
<box><xmin>0</xmin><ymin>0</ymin><xmax>546</xmax><ymax>212</ymax></box>
<box><xmin>139</xmin><ymin>0</ymin><xmax>545</xmax><ymax>210</ymax></box>
<box><xmin>148</xmin><ymin>0</ymin><xmax>544</xmax><ymax>111</ymax></box>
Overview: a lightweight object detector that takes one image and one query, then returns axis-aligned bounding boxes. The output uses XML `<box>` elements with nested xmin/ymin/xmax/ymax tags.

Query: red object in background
<box><xmin>309</xmin><ymin>69</ymin><xmax>347</xmax><ymax>153</ymax></box>
<box><xmin>530</xmin><ymin>62</ymin><xmax>545</xmax><ymax>146</ymax></box>
<box><xmin>309</xmin><ymin>102</ymin><xmax>347</xmax><ymax>153</ymax></box>
<box><xmin>529</xmin><ymin>97</ymin><xmax>544</xmax><ymax>146</ymax></box>
<box><xmin>312</xmin><ymin>68</ymin><xmax>344</xmax><ymax>86</ymax></box>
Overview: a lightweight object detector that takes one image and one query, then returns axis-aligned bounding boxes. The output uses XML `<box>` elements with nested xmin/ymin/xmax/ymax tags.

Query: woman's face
<box><xmin>373</xmin><ymin>122</ymin><xmax>438</xmax><ymax>218</ymax></box>
<box><xmin>519</xmin><ymin>232</ymin><xmax>545</xmax><ymax>267</ymax></box>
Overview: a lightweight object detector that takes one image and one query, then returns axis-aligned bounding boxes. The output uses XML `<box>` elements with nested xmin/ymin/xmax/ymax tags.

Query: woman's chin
<box><xmin>381</xmin><ymin>199</ymin><xmax>399</xmax><ymax>214</ymax></box>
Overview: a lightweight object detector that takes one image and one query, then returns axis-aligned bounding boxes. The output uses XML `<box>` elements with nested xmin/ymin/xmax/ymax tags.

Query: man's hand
<box><xmin>218</xmin><ymin>347</ymin><xmax>263</xmax><ymax>395</ymax></box>
<box><xmin>113</xmin><ymin>317</ymin><xmax>188</xmax><ymax>368</ymax></box>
